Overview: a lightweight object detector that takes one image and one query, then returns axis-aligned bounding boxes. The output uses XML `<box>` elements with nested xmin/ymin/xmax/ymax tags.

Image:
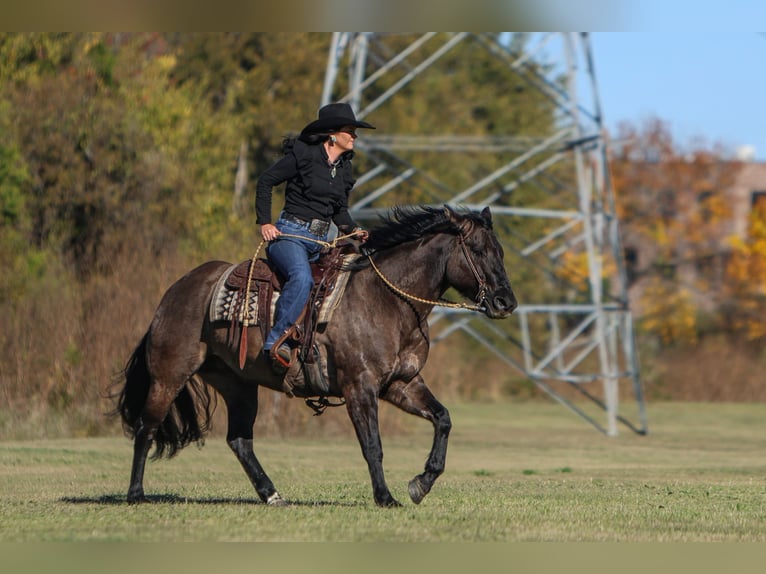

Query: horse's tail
<box><xmin>112</xmin><ymin>331</ymin><xmax>214</xmax><ymax>460</ymax></box>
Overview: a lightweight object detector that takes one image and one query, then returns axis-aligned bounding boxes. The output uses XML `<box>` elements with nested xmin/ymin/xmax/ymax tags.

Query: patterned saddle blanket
<box><xmin>208</xmin><ymin>255</ymin><xmax>355</xmax><ymax>329</ymax></box>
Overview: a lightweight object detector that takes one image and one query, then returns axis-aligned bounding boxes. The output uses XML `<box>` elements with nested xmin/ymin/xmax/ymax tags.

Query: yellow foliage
<box><xmin>155</xmin><ymin>54</ymin><xmax>177</xmax><ymax>72</ymax></box>
<box><xmin>639</xmin><ymin>279</ymin><xmax>698</xmax><ymax>344</ymax></box>
<box><xmin>723</xmin><ymin>206</ymin><xmax>766</xmax><ymax>339</ymax></box>
<box><xmin>557</xmin><ymin>251</ymin><xmax>590</xmax><ymax>290</ymax></box>
<box><xmin>556</xmin><ymin>251</ymin><xmax>618</xmax><ymax>294</ymax></box>
<box><xmin>609</xmin><ymin>117</ymin><xmax>756</xmax><ymax>343</ymax></box>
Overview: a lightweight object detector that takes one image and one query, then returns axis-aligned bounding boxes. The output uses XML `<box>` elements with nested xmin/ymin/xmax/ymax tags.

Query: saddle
<box><xmin>224</xmin><ymin>243</ymin><xmax>356</xmax><ymax>393</ymax></box>
<box><xmin>224</xmin><ymin>258</ymin><xmax>279</xmax><ymax>349</ymax></box>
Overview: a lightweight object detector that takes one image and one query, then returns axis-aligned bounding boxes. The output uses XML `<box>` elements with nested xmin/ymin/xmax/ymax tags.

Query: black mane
<box><xmin>365</xmin><ymin>205</ymin><xmax>479</xmax><ymax>252</ymax></box>
<box><xmin>343</xmin><ymin>205</ymin><xmax>492</xmax><ymax>271</ymax></box>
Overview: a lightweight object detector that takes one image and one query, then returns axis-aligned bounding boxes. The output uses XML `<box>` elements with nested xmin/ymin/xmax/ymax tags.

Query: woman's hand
<box><xmin>260</xmin><ymin>224</ymin><xmax>281</xmax><ymax>241</ymax></box>
<box><xmin>352</xmin><ymin>227</ymin><xmax>369</xmax><ymax>243</ymax></box>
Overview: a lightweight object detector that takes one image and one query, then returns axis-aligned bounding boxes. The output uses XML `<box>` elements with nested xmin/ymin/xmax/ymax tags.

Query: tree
<box><xmin>0</xmin><ymin>130</ymin><xmax>37</xmax><ymax>302</ymax></box>
<box><xmin>609</xmin><ymin>118</ymin><xmax>743</xmax><ymax>343</ymax></box>
<box><xmin>723</xmin><ymin>203</ymin><xmax>766</xmax><ymax>340</ymax></box>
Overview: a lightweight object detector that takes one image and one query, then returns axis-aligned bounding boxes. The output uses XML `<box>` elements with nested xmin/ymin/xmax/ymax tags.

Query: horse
<box><xmin>113</xmin><ymin>205</ymin><xmax>517</xmax><ymax>507</ymax></box>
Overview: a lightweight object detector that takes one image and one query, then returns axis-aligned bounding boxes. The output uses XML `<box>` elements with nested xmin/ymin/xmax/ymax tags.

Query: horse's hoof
<box><xmin>376</xmin><ymin>496</ymin><xmax>402</xmax><ymax>508</ymax></box>
<box><xmin>408</xmin><ymin>477</ymin><xmax>427</xmax><ymax>505</ymax></box>
<box><xmin>127</xmin><ymin>492</ymin><xmax>148</xmax><ymax>504</ymax></box>
<box><xmin>266</xmin><ymin>492</ymin><xmax>288</xmax><ymax>507</ymax></box>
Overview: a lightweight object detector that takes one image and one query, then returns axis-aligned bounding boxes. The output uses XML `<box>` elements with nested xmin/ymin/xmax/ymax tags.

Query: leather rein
<box><xmin>253</xmin><ymin>228</ymin><xmax>491</xmax><ymax>313</ymax></box>
<box><xmin>366</xmin><ymin>231</ymin><xmax>489</xmax><ymax>312</ymax></box>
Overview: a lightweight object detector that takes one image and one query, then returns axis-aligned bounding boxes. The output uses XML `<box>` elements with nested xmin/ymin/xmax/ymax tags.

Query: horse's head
<box><xmin>445</xmin><ymin>206</ymin><xmax>517</xmax><ymax>319</ymax></box>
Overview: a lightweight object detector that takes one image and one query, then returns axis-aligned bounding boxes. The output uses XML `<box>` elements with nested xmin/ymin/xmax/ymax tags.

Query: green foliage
<box><xmin>0</xmin><ymin>120</ymin><xmax>39</xmax><ymax>301</ymax></box>
<box><xmin>1</xmin><ymin>32</ymin><xmax>561</xmax><ymax>275</ymax></box>
<box><xmin>0</xmin><ymin>144</ymin><xmax>28</xmax><ymax>225</ymax></box>
<box><xmin>85</xmin><ymin>39</ymin><xmax>116</xmax><ymax>86</ymax></box>
<box><xmin>0</xmin><ymin>32</ymin><xmax>83</xmax><ymax>82</ymax></box>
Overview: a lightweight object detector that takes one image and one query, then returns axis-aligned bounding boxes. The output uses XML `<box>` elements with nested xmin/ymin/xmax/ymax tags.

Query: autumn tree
<box><xmin>609</xmin><ymin>118</ymin><xmax>743</xmax><ymax>343</ymax></box>
<box><xmin>723</xmin><ymin>202</ymin><xmax>766</xmax><ymax>340</ymax></box>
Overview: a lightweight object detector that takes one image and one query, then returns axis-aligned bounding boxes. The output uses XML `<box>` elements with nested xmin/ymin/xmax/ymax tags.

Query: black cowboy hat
<box><xmin>300</xmin><ymin>102</ymin><xmax>376</xmax><ymax>135</ymax></box>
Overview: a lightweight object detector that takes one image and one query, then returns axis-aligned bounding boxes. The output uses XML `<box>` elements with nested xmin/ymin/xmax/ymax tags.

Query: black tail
<box><xmin>111</xmin><ymin>332</ymin><xmax>215</xmax><ymax>460</ymax></box>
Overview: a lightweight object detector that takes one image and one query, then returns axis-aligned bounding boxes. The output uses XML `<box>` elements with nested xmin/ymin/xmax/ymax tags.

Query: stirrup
<box><xmin>270</xmin><ymin>345</ymin><xmax>292</xmax><ymax>373</ymax></box>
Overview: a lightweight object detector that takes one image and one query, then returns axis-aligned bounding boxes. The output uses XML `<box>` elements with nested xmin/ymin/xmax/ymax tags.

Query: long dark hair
<box><xmin>282</xmin><ymin>131</ymin><xmax>330</xmax><ymax>152</ymax></box>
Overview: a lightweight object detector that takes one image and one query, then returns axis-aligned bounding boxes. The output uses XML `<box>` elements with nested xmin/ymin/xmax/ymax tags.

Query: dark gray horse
<box><xmin>114</xmin><ymin>205</ymin><xmax>517</xmax><ymax>507</ymax></box>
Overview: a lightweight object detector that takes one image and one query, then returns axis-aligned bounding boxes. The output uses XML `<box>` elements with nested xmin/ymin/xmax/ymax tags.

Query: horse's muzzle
<box><xmin>483</xmin><ymin>287</ymin><xmax>517</xmax><ymax>319</ymax></box>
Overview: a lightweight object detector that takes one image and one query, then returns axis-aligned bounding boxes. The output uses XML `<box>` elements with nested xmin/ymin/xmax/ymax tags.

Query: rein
<box><xmin>244</xmin><ymin>227</ymin><xmax>489</xmax><ymax>337</ymax></box>
<box><xmin>366</xmin><ymin>232</ymin><xmax>488</xmax><ymax>312</ymax></box>
<box><xmin>276</xmin><ymin>230</ymin><xmax>361</xmax><ymax>249</ymax></box>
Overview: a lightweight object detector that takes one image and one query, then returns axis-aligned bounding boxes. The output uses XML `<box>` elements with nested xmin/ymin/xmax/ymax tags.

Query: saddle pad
<box><xmin>209</xmin><ymin>265</ymin><xmax>270</xmax><ymax>324</ymax></box>
<box><xmin>317</xmin><ymin>254</ymin><xmax>355</xmax><ymax>324</ymax></box>
<box><xmin>208</xmin><ymin>254</ymin><xmax>356</xmax><ymax>327</ymax></box>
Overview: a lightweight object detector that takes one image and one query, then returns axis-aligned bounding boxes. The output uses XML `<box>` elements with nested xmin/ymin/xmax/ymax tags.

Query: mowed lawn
<box><xmin>1</xmin><ymin>400</ymin><xmax>766</xmax><ymax>542</ymax></box>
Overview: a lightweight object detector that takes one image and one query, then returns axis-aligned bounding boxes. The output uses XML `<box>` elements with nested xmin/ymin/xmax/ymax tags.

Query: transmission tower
<box><xmin>322</xmin><ymin>32</ymin><xmax>646</xmax><ymax>436</ymax></box>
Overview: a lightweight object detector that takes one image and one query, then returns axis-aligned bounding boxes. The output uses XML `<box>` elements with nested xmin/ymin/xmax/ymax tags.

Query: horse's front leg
<box><xmin>344</xmin><ymin>377</ymin><xmax>400</xmax><ymax>507</ymax></box>
<box><xmin>381</xmin><ymin>375</ymin><xmax>451</xmax><ymax>504</ymax></box>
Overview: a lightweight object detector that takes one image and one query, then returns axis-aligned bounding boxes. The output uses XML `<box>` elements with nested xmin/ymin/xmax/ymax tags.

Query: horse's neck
<box><xmin>372</xmin><ymin>235</ymin><xmax>449</xmax><ymax>301</ymax></box>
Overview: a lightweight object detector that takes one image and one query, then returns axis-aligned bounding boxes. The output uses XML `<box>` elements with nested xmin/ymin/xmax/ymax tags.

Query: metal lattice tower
<box><xmin>322</xmin><ymin>32</ymin><xmax>647</xmax><ymax>436</ymax></box>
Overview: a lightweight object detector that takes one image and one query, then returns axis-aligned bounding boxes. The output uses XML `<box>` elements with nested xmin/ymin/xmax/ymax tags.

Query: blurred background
<box><xmin>1</xmin><ymin>32</ymin><xmax>764</xmax><ymax>440</ymax></box>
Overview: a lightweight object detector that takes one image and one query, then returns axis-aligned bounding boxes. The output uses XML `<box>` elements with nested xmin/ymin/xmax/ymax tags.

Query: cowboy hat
<box><xmin>300</xmin><ymin>102</ymin><xmax>376</xmax><ymax>135</ymax></box>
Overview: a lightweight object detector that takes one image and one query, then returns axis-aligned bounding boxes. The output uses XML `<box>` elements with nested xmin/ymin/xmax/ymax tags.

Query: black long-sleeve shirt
<box><xmin>255</xmin><ymin>138</ymin><xmax>359</xmax><ymax>230</ymax></box>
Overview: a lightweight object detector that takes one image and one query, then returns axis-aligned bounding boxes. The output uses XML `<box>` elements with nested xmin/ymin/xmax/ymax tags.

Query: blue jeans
<box><xmin>263</xmin><ymin>214</ymin><xmax>327</xmax><ymax>351</ymax></box>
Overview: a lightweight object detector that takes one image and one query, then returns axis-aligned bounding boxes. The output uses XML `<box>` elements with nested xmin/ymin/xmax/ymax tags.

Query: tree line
<box><xmin>0</xmin><ymin>33</ymin><xmax>763</xmax><ymax>439</ymax></box>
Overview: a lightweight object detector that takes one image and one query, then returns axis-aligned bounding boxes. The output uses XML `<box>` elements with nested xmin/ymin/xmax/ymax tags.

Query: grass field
<box><xmin>2</xmin><ymin>400</ymin><xmax>766</xmax><ymax>542</ymax></box>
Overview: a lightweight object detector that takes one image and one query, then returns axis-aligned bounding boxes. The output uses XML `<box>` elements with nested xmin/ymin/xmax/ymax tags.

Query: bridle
<box><xmin>457</xmin><ymin>232</ymin><xmax>489</xmax><ymax>307</ymax></box>
<box><xmin>367</xmin><ymin>229</ymin><xmax>490</xmax><ymax>312</ymax></box>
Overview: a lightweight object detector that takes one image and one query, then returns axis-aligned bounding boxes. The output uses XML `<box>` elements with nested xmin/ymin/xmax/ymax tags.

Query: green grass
<box><xmin>2</xmin><ymin>401</ymin><xmax>766</xmax><ymax>541</ymax></box>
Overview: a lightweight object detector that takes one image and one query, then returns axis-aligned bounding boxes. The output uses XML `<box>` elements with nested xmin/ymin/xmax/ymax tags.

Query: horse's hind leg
<box><xmin>127</xmin><ymin>385</ymin><xmax>170</xmax><ymax>503</ymax></box>
<box><xmin>381</xmin><ymin>375</ymin><xmax>451</xmax><ymax>504</ymax></box>
<box><xmin>127</xmin><ymin>342</ymin><xmax>207</xmax><ymax>503</ymax></box>
<box><xmin>127</xmin><ymin>377</ymin><xmax>188</xmax><ymax>503</ymax></box>
<box><xmin>211</xmin><ymin>376</ymin><xmax>285</xmax><ymax>506</ymax></box>
<box><xmin>127</xmin><ymin>426</ymin><xmax>151</xmax><ymax>503</ymax></box>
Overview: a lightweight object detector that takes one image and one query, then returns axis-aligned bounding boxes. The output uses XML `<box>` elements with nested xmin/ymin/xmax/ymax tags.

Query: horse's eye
<box><xmin>468</xmin><ymin>241</ymin><xmax>484</xmax><ymax>256</ymax></box>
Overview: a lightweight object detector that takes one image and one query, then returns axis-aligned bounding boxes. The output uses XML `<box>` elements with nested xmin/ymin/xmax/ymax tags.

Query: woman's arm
<box><xmin>255</xmin><ymin>154</ymin><xmax>297</xmax><ymax>224</ymax></box>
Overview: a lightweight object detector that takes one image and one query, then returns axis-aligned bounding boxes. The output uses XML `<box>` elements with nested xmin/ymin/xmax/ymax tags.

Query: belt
<box><xmin>281</xmin><ymin>212</ymin><xmax>330</xmax><ymax>236</ymax></box>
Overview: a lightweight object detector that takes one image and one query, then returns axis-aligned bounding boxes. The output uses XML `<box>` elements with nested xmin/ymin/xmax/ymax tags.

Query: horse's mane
<box><xmin>366</xmin><ymin>204</ymin><xmax>493</xmax><ymax>251</ymax></box>
<box><xmin>344</xmin><ymin>205</ymin><xmax>489</xmax><ymax>270</ymax></box>
<box><xmin>361</xmin><ymin>205</ymin><xmax>452</xmax><ymax>252</ymax></box>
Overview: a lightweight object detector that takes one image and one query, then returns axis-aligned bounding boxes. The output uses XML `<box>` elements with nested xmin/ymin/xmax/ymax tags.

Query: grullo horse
<box><xmin>114</xmin><ymin>205</ymin><xmax>517</xmax><ymax>507</ymax></box>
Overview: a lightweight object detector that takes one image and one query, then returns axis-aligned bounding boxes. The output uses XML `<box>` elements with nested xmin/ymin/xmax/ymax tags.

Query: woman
<box><xmin>256</xmin><ymin>102</ymin><xmax>374</xmax><ymax>372</ymax></box>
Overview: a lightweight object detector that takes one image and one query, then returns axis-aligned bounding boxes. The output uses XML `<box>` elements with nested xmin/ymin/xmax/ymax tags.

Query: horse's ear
<box><xmin>481</xmin><ymin>206</ymin><xmax>492</xmax><ymax>224</ymax></box>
